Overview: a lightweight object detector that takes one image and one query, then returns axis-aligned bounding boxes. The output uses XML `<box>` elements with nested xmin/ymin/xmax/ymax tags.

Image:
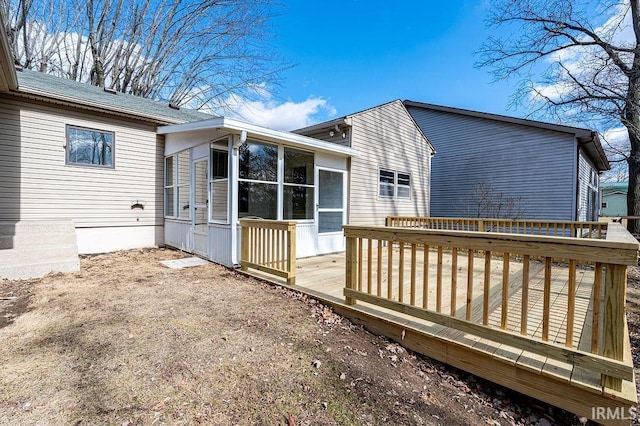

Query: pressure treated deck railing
<box><xmin>386</xmin><ymin>216</ymin><xmax>607</xmax><ymax>238</ymax></box>
<box><xmin>343</xmin><ymin>222</ymin><xmax>638</xmax><ymax>391</ymax></box>
<box><xmin>240</xmin><ymin>219</ymin><xmax>296</xmax><ymax>285</ymax></box>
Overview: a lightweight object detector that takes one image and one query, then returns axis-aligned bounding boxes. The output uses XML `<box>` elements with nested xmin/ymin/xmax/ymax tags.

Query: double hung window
<box><xmin>379</xmin><ymin>169</ymin><xmax>411</xmax><ymax>199</ymax></box>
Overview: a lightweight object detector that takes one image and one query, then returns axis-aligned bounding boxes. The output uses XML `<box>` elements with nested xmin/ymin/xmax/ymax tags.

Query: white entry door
<box><xmin>192</xmin><ymin>159</ymin><xmax>209</xmax><ymax>256</ymax></box>
<box><xmin>316</xmin><ymin>168</ymin><xmax>346</xmax><ymax>254</ymax></box>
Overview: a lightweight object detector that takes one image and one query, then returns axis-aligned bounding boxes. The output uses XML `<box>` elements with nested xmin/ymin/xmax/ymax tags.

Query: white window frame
<box><xmin>164</xmin><ymin>150</ymin><xmax>191</xmax><ymax>220</ymax></box>
<box><xmin>164</xmin><ymin>155</ymin><xmax>177</xmax><ymax>218</ymax></box>
<box><xmin>378</xmin><ymin>168</ymin><xmax>395</xmax><ymax>199</ymax></box>
<box><xmin>176</xmin><ymin>150</ymin><xmax>191</xmax><ymax>220</ymax></box>
<box><xmin>209</xmin><ymin>147</ymin><xmax>229</xmax><ymax>224</ymax></box>
<box><xmin>238</xmin><ymin>141</ymin><xmax>279</xmax><ymax>220</ymax></box>
<box><xmin>237</xmin><ymin>141</ymin><xmax>316</xmax><ymax>222</ymax></box>
<box><xmin>283</xmin><ymin>146</ymin><xmax>315</xmax><ymax>222</ymax></box>
<box><xmin>396</xmin><ymin>171</ymin><xmax>411</xmax><ymax>199</ymax></box>
<box><xmin>378</xmin><ymin>168</ymin><xmax>411</xmax><ymax>200</ymax></box>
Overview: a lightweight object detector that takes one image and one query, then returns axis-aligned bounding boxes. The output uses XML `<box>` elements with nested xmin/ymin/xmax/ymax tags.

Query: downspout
<box><xmin>574</xmin><ymin>139</ymin><xmax>580</xmax><ymax>222</ymax></box>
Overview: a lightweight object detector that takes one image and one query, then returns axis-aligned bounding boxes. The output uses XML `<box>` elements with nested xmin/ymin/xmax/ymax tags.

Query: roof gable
<box><xmin>295</xmin><ymin>100</ymin><xmax>435</xmax><ymax>153</ymax></box>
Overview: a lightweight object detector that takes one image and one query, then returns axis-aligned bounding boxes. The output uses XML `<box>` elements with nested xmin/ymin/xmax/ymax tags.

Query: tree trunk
<box><xmin>625</xmin><ymin>68</ymin><xmax>640</xmax><ymax>235</ymax></box>
<box><xmin>627</xmin><ymin>128</ymin><xmax>640</xmax><ymax>235</ymax></box>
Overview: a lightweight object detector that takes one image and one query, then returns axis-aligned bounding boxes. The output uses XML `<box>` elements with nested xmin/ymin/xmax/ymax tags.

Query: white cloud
<box><xmin>207</xmin><ymin>87</ymin><xmax>337</xmax><ymax>131</ymax></box>
<box><xmin>601</xmin><ymin>126</ymin><xmax>630</xmax><ymax>152</ymax></box>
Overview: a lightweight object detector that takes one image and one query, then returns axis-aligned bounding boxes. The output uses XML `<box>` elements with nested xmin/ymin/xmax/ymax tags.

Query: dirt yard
<box><xmin>0</xmin><ymin>248</ymin><xmax>632</xmax><ymax>425</ymax></box>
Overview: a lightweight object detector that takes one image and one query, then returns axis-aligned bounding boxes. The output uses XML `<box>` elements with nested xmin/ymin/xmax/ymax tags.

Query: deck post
<box><xmin>286</xmin><ymin>223</ymin><xmax>296</xmax><ymax>286</ymax></box>
<box><xmin>240</xmin><ymin>221</ymin><xmax>249</xmax><ymax>271</ymax></box>
<box><xmin>601</xmin><ymin>263</ymin><xmax>627</xmax><ymax>391</ymax></box>
<box><xmin>345</xmin><ymin>235</ymin><xmax>357</xmax><ymax>305</ymax></box>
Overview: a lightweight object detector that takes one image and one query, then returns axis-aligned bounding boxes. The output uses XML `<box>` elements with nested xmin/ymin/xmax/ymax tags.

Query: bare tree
<box><xmin>478</xmin><ymin>0</ymin><xmax>640</xmax><ymax>232</ymax></box>
<box><xmin>466</xmin><ymin>183</ymin><xmax>527</xmax><ymax>219</ymax></box>
<box><xmin>1</xmin><ymin>0</ymin><xmax>285</xmax><ymax>110</ymax></box>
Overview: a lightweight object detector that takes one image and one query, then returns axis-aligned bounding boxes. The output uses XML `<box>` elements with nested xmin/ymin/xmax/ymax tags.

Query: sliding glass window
<box><xmin>238</xmin><ymin>141</ymin><xmax>278</xmax><ymax>219</ymax></box>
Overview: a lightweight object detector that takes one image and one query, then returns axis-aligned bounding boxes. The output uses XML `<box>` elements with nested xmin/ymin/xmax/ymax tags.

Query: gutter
<box><xmin>11</xmin><ymin>86</ymin><xmax>186</xmax><ymax>126</ymax></box>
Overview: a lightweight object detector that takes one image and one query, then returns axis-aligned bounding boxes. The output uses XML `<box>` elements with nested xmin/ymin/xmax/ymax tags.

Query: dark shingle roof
<box><xmin>16</xmin><ymin>69</ymin><xmax>213</xmax><ymax>124</ymax></box>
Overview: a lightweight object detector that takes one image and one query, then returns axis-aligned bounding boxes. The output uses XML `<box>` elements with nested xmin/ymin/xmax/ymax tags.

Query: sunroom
<box><xmin>158</xmin><ymin>117</ymin><xmax>357</xmax><ymax>267</ymax></box>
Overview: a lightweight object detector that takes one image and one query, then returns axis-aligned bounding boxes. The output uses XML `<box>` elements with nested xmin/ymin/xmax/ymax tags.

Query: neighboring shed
<box><xmin>295</xmin><ymin>100</ymin><xmax>435</xmax><ymax>227</ymax></box>
<box><xmin>405</xmin><ymin>101</ymin><xmax>610</xmax><ymax>221</ymax></box>
<box><xmin>601</xmin><ymin>182</ymin><xmax>628</xmax><ymax>217</ymax></box>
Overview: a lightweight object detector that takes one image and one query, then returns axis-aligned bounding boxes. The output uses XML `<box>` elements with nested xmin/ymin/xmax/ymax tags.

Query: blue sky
<box><xmin>239</xmin><ymin>0</ymin><xmax>524</xmax><ymax>130</ymax></box>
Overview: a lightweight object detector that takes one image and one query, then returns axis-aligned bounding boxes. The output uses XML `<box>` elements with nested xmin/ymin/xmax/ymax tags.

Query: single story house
<box><xmin>0</xmin><ymin>11</ymin><xmax>433</xmax><ymax>278</ymax></box>
<box><xmin>601</xmin><ymin>182</ymin><xmax>628</xmax><ymax>217</ymax></box>
<box><xmin>404</xmin><ymin>100</ymin><xmax>610</xmax><ymax>221</ymax></box>
<box><xmin>0</xmin><ymin>67</ymin><xmax>365</xmax><ymax>274</ymax></box>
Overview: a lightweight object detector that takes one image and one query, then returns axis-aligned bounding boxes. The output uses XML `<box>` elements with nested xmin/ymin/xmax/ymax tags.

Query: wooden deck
<box><xmin>239</xmin><ymin>218</ymin><xmax>638</xmax><ymax>425</ymax></box>
<box><xmin>247</xmin><ymin>247</ymin><xmax>637</xmax><ymax>425</ymax></box>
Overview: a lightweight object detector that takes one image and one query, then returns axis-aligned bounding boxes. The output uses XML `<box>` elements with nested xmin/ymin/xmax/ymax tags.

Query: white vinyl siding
<box><xmin>348</xmin><ymin>100</ymin><xmax>431</xmax><ymax>225</ymax></box>
<box><xmin>0</xmin><ymin>95</ymin><xmax>164</xmax><ymax>228</ymax></box>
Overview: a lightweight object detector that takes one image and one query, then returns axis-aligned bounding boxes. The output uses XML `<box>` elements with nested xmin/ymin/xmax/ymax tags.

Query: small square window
<box><xmin>66</xmin><ymin>125</ymin><xmax>114</xmax><ymax>167</ymax></box>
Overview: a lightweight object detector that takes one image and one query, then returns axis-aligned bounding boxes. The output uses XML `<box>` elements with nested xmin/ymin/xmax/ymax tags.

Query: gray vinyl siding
<box><xmin>407</xmin><ymin>107</ymin><xmax>578</xmax><ymax>220</ymax></box>
<box><xmin>348</xmin><ymin>101</ymin><xmax>432</xmax><ymax>225</ymax></box>
<box><xmin>577</xmin><ymin>150</ymin><xmax>599</xmax><ymax>221</ymax></box>
<box><xmin>0</xmin><ymin>94</ymin><xmax>164</xmax><ymax>227</ymax></box>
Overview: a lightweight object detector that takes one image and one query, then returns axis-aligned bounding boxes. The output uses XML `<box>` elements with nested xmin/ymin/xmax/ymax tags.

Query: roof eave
<box><xmin>159</xmin><ymin>117</ymin><xmax>358</xmax><ymax>157</ymax></box>
<box><xmin>294</xmin><ymin>116</ymin><xmax>352</xmax><ymax>134</ymax></box>
<box><xmin>404</xmin><ymin>100</ymin><xmax>594</xmax><ymax>137</ymax></box>
<box><xmin>578</xmin><ymin>132</ymin><xmax>610</xmax><ymax>171</ymax></box>
<box><xmin>15</xmin><ymin>86</ymin><xmax>186</xmax><ymax>125</ymax></box>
